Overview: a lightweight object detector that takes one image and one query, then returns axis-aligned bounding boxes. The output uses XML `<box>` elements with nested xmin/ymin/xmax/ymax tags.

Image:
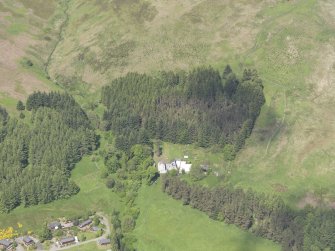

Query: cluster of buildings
<box><xmin>157</xmin><ymin>156</ymin><xmax>192</xmax><ymax>174</ymax></box>
<box><xmin>48</xmin><ymin>218</ymin><xmax>93</xmax><ymax>232</ymax></box>
<box><xmin>0</xmin><ymin>239</ymin><xmax>13</xmax><ymax>250</ymax></box>
<box><xmin>0</xmin><ymin>236</ymin><xmax>35</xmax><ymax>250</ymax></box>
<box><xmin>56</xmin><ymin>236</ymin><xmax>110</xmax><ymax>247</ymax></box>
<box><xmin>0</xmin><ymin>215</ymin><xmax>112</xmax><ymax>250</ymax></box>
<box><xmin>48</xmin><ymin>216</ymin><xmax>110</xmax><ymax>248</ymax></box>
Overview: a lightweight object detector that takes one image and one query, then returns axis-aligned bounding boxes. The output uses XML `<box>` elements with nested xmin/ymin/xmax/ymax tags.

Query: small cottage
<box><xmin>59</xmin><ymin>237</ymin><xmax>75</xmax><ymax>246</ymax></box>
<box><xmin>23</xmin><ymin>236</ymin><xmax>34</xmax><ymax>246</ymax></box>
<box><xmin>48</xmin><ymin>221</ymin><xmax>61</xmax><ymax>230</ymax></box>
<box><xmin>98</xmin><ymin>238</ymin><xmax>111</xmax><ymax>246</ymax></box>
<box><xmin>0</xmin><ymin>239</ymin><xmax>13</xmax><ymax>250</ymax></box>
<box><xmin>78</xmin><ymin>219</ymin><xmax>92</xmax><ymax>229</ymax></box>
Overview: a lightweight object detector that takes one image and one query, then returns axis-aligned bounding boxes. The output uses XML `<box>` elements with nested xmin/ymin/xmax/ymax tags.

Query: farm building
<box><xmin>78</xmin><ymin>219</ymin><xmax>92</xmax><ymax>229</ymax></box>
<box><xmin>175</xmin><ymin>159</ymin><xmax>192</xmax><ymax>173</ymax></box>
<box><xmin>0</xmin><ymin>239</ymin><xmax>13</xmax><ymax>250</ymax></box>
<box><xmin>157</xmin><ymin>159</ymin><xmax>192</xmax><ymax>174</ymax></box>
<box><xmin>48</xmin><ymin>221</ymin><xmax>61</xmax><ymax>230</ymax></box>
<box><xmin>61</xmin><ymin>220</ymin><xmax>74</xmax><ymax>229</ymax></box>
<box><xmin>98</xmin><ymin>238</ymin><xmax>111</xmax><ymax>246</ymax></box>
<box><xmin>200</xmin><ymin>164</ymin><xmax>209</xmax><ymax>172</ymax></box>
<box><xmin>59</xmin><ymin>237</ymin><xmax>76</xmax><ymax>246</ymax></box>
<box><xmin>91</xmin><ymin>226</ymin><xmax>101</xmax><ymax>231</ymax></box>
<box><xmin>23</xmin><ymin>236</ymin><xmax>34</xmax><ymax>246</ymax></box>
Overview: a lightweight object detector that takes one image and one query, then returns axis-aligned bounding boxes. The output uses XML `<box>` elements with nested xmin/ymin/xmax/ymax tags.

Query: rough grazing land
<box><xmin>134</xmin><ymin>183</ymin><xmax>280</xmax><ymax>251</ymax></box>
<box><xmin>1</xmin><ymin>0</ymin><xmax>335</xmax><ymax>215</ymax></box>
<box><xmin>47</xmin><ymin>0</ymin><xmax>335</xmax><ymax>207</ymax></box>
<box><xmin>0</xmin><ymin>0</ymin><xmax>61</xmax><ymax>106</ymax></box>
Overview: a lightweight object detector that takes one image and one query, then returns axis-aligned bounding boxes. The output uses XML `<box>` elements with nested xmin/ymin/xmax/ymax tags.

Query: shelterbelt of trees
<box><xmin>162</xmin><ymin>176</ymin><xmax>335</xmax><ymax>251</ymax></box>
<box><xmin>101</xmin><ymin>66</ymin><xmax>265</xmax><ymax>154</ymax></box>
<box><xmin>0</xmin><ymin>92</ymin><xmax>97</xmax><ymax>213</ymax></box>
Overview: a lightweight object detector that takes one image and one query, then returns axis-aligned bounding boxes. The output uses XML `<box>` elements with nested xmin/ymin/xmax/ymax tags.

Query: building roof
<box><xmin>23</xmin><ymin>236</ymin><xmax>34</xmax><ymax>243</ymax></box>
<box><xmin>0</xmin><ymin>239</ymin><xmax>13</xmax><ymax>247</ymax></box>
<box><xmin>200</xmin><ymin>164</ymin><xmax>209</xmax><ymax>171</ymax></box>
<box><xmin>78</xmin><ymin>219</ymin><xmax>92</xmax><ymax>228</ymax></box>
<box><xmin>48</xmin><ymin>221</ymin><xmax>61</xmax><ymax>229</ymax></box>
<box><xmin>91</xmin><ymin>226</ymin><xmax>101</xmax><ymax>231</ymax></box>
<box><xmin>98</xmin><ymin>238</ymin><xmax>111</xmax><ymax>245</ymax></box>
<box><xmin>62</xmin><ymin>221</ymin><xmax>74</xmax><ymax>228</ymax></box>
<box><xmin>59</xmin><ymin>237</ymin><xmax>75</xmax><ymax>245</ymax></box>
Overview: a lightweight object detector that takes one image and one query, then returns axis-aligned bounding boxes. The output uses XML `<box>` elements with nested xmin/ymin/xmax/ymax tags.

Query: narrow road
<box><xmin>48</xmin><ymin>213</ymin><xmax>110</xmax><ymax>251</ymax></box>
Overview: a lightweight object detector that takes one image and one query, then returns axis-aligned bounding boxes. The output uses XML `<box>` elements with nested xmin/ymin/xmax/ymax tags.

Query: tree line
<box><xmin>101</xmin><ymin>66</ymin><xmax>265</xmax><ymax>155</ymax></box>
<box><xmin>0</xmin><ymin>92</ymin><xmax>97</xmax><ymax>213</ymax></box>
<box><xmin>162</xmin><ymin>175</ymin><xmax>335</xmax><ymax>251</ymax></box>
<box><xmin>100</xmin><ymin>142</ymin><xmax>158</xmax><ymax>250</ymax></box>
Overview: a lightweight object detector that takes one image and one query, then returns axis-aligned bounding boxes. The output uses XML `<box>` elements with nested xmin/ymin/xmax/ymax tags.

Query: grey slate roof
<box><xmin>98</xmin><ymin>238</ymin><xmax>111</xmax><ymax>245</ymax></box>
<box><xmin>0</xmin><ymin>239</ymin><xmax>13</xmax><ymax>247</ymax></box>
<box><xmin>91</xmin><ymin>226</ymin><xmax>101</xmax><ymax>231</ymax></box>
<box><xmin>23</xmin><ymin>236</ymin><xmax>34</xmax><ymax>244</ymax></box>
<box><xmin>78</xmin><ymin>219</ymin><xmax>92</xmax><ymax>228</ymax></box>
<box><xmin>48</xmin><ymin>221</ymin><xmax>61</xmax><ymax>229</ymax></box>
<box><xmin>59</xmin><ymin>237</ymin><xmax>75</xmax><ymax>245</ymax></box>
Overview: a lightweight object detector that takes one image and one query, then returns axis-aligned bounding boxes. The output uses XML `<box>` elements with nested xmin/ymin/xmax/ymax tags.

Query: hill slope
<box><xmin>1</xmin><ymin>0</ymin><xmax>335</xmax><ymax>228</ymax></box>
<box><xmin>45</xmin><ymin>0</ymin><xmax>335</xmax><ymax>206</ymax></box>
<box><xmin>0</xmin><ymin>0</ymin><xmax>62</xmax><ymax>109</ymax></box>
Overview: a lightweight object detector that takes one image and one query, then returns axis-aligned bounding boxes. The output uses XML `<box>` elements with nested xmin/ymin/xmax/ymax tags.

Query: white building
<box><xmin>175</xmin><ymin>160</ymin><xmax>192</xmax><ymax>173</ymax></box>
<box><xmin>157</xmin><ymin>159</ymin><xmax>192</xmax><ymax>174</ymax></box>
<box><xmin>158</xmin><ymin>161</ymin><xmax>168</xmax><ymax>174</ymax></box>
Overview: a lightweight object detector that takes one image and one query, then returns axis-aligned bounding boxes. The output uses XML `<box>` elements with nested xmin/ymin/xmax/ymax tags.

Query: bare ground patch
<box><xmin>297</xmin><ymin>192</ymin><xmax>320</xmax><ymax>209</ymax></box>
<box><xmin>0</xmin><ymin>1</ymin><xmax>57</xmax><ymax>101</ymax></box>
<box><xmin>0</xmin><ymin>33</ymin><xmax>50</xmax><ymax>99</ymax></box>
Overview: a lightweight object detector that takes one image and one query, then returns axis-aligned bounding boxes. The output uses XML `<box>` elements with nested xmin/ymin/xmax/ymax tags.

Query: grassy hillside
<box><xmin>0</xmin><ymin>0</ymin><xmax>334</xmax><ymax>249</ymax></box>
<box><xmin>0</xmin><ymin>155</ymin><xmax>122</xmax><ymax>233</ymax></box>
<box><xmin>48</xmin><ymin>0</ymin><xmax>272</xmax><ymax>86</ymax></box>
<box><xmin>230</xmin><ymin>0</ymin><xmax>335</xmax><ymax>207</ymax></box>
<box><xmin>134</xmin><ymin>183</ymin><xmax>280</xmax><ymax>251</ymax></box>
<box><xmin>0</xmin><ymin>0</ymin><xmax>62</xmax><ymax>107</ymax></box>
<box><xmin>44</xmin><ymin>0</ymin><xmax>335</xmax><ymax>207</ymax></box>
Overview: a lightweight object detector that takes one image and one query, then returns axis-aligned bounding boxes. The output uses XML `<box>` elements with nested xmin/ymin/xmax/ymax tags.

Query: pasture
<box><xmin>0</xmin><ymin>156</ymin><xmax>122</xmax><ymax>233</ymax></box>
<box><xmin>134</xmin><ymin>182</ymin><xmax>281</xmax><ymax>251</ymax></box>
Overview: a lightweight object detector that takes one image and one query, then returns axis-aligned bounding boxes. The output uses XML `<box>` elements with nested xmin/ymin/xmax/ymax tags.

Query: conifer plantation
<box><xmin>0</xmin><ymin>92</ymin><xmax>97</xmax><ymax>213</ymax></box>
<box><xmin>162</xmin><ymin>176</ymin><xmax>335</xmax><ymax>251</ymax></box>
<box><xmin>101</xmin><ymin>66</ymin><xmax>265</xmax><ymax>153</ymax></box>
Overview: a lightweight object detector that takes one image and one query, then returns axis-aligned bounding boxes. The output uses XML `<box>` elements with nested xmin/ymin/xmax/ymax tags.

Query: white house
<box><xmin>158</xmin><ymin>161</ymin><xmax>168</xmax><ymax>174</ymax></box>
<box><xmin>157</xmin><ymin>159</ymin><xmax>192</xmax><ymax>174</ymax></box>
<box><xmin>175</xmin><ymin>160</ymin><xmax>192</xmax><ymax>173</ymax></box>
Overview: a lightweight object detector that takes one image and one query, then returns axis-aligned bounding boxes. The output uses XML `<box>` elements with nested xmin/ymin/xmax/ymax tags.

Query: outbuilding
<box><xmin>78</xmin><ymin>219</ymin><xmax>92</xmax><ymax>229</ymax></box>
<box><xmin>48</xmin><ymin>221</ymin><xmax>61</xmax><ymax>230</ymax></box>
<box><xmin>23</xmin><ymin>236</ymin><xmax>34</xmax><ymax>246</ymax></box>
<box><xmin>98</xmin><ymin>238</ymin><xmax>111</xmax><ymax>246</ymax></box>
<box><xmin>59</xmin><ymin>237</ymin><xmax>75</xmax><ymax>246</ymax></box>
<box><xmin>0</xmin><ymin>239</ymin><xmax>13</xmax><ymax>250</ymax></box>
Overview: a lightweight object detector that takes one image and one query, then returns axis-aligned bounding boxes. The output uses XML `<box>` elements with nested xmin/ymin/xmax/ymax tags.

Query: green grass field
<box><xmin>1</xmin><ymin>0</ymin><xmax>334</xmax><ymax>207</ymax></box>
<box><xmin>0</xmin><ymin>156</ymin><xmax>122</xmax><ymax>233</ymax></box>
<box><xmin>134</xmin><ymin>182</ymin><xmax>280</xmax><ymax>251</ymax></box>
<box><xmin>1</xmin><ymin>0</ymin><xmax>335</xmax><ymax>249</ymax></box>
<box><xmin>65</xmin><ymin>242</ymin><xmax>109</xmax><ymax>251</ymax></box>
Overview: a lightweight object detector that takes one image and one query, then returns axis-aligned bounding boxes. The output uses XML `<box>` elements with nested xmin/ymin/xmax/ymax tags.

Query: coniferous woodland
<box><xmin>1</xmin><ymin>66</ymin><xmax>333</xmax><ymax>251</ymax></box>
<box><xmin>162</xmin><ymin>175</ymin><xmax>335</xmax><ymax>251</ymax></box>
<box><xmin>0</xmin><ymin>92</ymin><xmax>97</xmax><ymax>213</ymax></box>
<box><xmin>101</xmin><ymin>66</ymin><xmax>265</xmax><ymax>153</ymax></box>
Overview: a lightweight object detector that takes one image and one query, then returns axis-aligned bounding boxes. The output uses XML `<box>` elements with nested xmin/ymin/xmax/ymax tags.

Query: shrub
<box><xmin>106</xmin><ymin>178</ymin><xmax>116</xmax><ymax>189</ymax></box>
